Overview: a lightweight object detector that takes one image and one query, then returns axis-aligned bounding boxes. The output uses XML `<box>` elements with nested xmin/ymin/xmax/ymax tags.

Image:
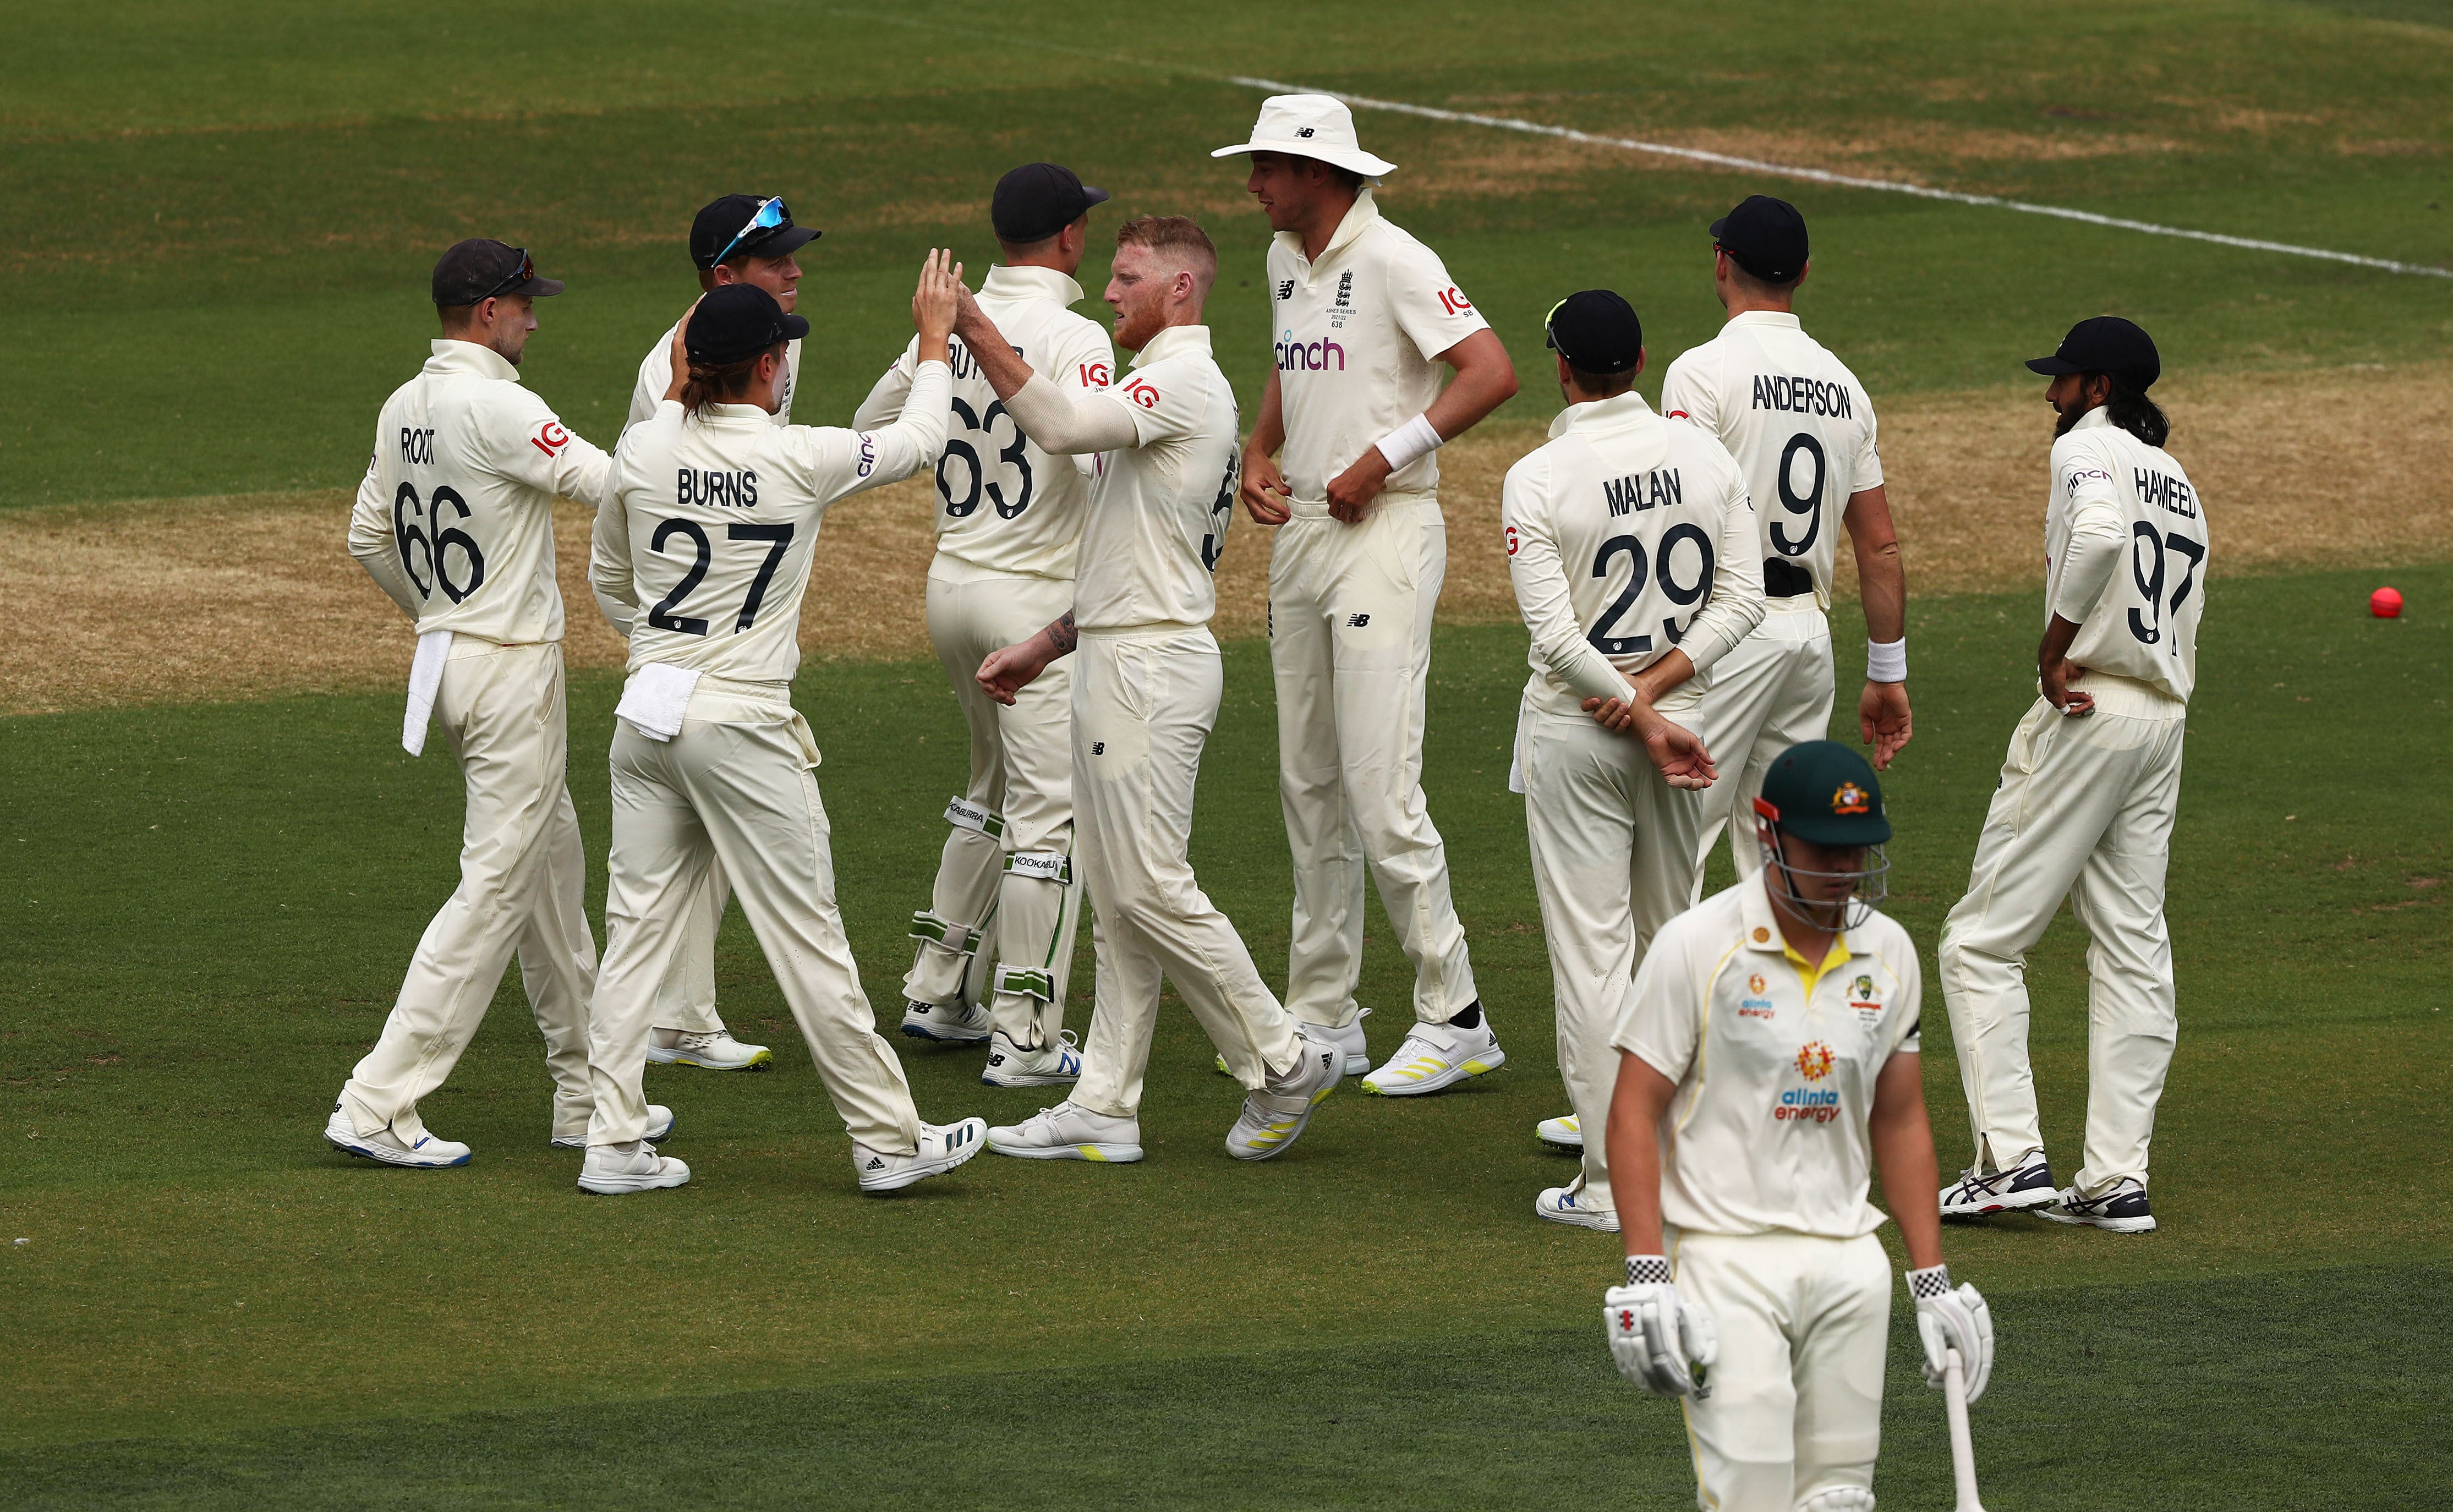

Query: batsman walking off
<box><xmin>1216</xmin><ymin>95</ymin><xmax>1521</xmax><ymax>1094</ymax></box>
<box><xmin>1937</xmin><ymin>317</ymin><xmax>2206</xmax><ymax>1235</ymax></box>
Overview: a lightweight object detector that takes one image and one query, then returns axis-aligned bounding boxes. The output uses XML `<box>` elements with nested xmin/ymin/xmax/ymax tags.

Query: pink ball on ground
<box><xmin>2370</xmin><ymin>587</ymin><xmax>2403</xmax><ymax>618</ymax></box>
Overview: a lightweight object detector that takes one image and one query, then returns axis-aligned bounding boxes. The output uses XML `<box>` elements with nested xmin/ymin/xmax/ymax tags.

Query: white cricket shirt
<box><xmin>627</xmin><ymin>330</ymin><xmax>803</xmax><ymax>433</ymax></box>
<box><xmin>1501</xmin><ymin>391</ymin><xmax>1764</xmax><ymax>716</ymax></box>
<box><xmin>1070</xmin><ymin>325</ymin><xmax>1240</xmax><ymax>634</ymax></box>
<box><xmin>1658</xmin><ymin>311</ymin><xmax>1882</xmax><ymax>610</ymax></box>
<box><xmin>590</xmin><ymin>363</ymin><xmax>951</xmax><ymax>682</ymax></box>
<box><xmin>346</xmin><ymin>339</ymin><xmax>611</xmax><ymax>645</ymax></box>
<box><xmin>2045</xmin><ymin>409</ymin><xmax>2209</xmax><ymax>705</ymax></box>
<box><xmin>855</xmin><ymin>264</ymin><xmax>1115</xmax><ymax>582</ymax></box>
<box><xmin>1613</xmin><ymin>876</ymin><xmax>1924</xmax><ymax>1240</ymax></box>
<box><xmin>1267</xmin><ymin>189</ymin><xmax>1488</xmax><ymax>502</ymax></box>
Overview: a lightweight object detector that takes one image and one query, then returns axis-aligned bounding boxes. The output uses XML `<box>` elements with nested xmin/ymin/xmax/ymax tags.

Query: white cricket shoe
<box><xmin>1218</xmin><ymin>1005</ymin><xmax>1371</xmax><ymax>1077</ymax></box>
<box><xmin>1535</xmin><ymin>1176</ymin><xmax>1619</xmax><ymax>1232</ymax></box>
<box><xmin>982</xmin><ymin>1031</ymin><xmax>1082</xmax><ymax>1089</ymax></box>
<box><xmin>988</xmin><ymin>1101</ymin><xmax>1144</xmax><ymax>1163</ymax></box>
<box><xmin>647</xmin><ymin>1028</ymin><xmax>772</xmax><ymax>1070</ymax></box>
<box><xmin>1940</xmin><ymin>1150</ymin><xmax>2058</xmax><ymax>1219</ymax></box>
<box><xmin>855</xmin><ymin>1118</ymin><xmax>989</xmax><ymax>1192</ymax></box>
<box><xmin>323</xmin><ymin>1103</ymin><xmax>470</xmax><ymax>1168</ymax></box>
<box><xmin>1361</xmin><ymin>1014</ymin><xmax>1505</xmax><ymax>1097</ymax></box>
<box><xmin>900</xmin><ymin>998</ymin><xmax>992</xmax><ymax>1044</ymax></box>
<box><xmin>2040</xmin><ymin>1177</ymin><xmax>2158</xmax><ymax>1234</ymax></box>
<box><xmin>1225</xmin><ymin>1031</ymin><xmax>1343</xmax><ymax>1162</ymax></box>
<box><xmin>550</xmin><ymin>1105</ymin><xmax>672</xmax><ymax>1151</ymax></box>
<box><xmin>577</xmin><ymin>1141</ymin><xmax>691</xmax><ymax>1194</ymax></box>
<box><xmin>1536</xmin><ymin>1113</ymin><xmax>1583</xmax><ymax>1152</ymax></box>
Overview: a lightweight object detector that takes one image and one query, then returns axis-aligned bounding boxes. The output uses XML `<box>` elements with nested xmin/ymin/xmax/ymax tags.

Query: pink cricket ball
<box><xmin>2371</xmin><ymin>587</ymin><xmax>2403</xmax><ymax>618</ymax></box>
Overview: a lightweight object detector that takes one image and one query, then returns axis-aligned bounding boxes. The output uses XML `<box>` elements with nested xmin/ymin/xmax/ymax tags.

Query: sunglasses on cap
<box><xmin>475</xmin><ymin>247</ymin><xmax>539</xmax><ymax>303</ymax></box>
<box><xmin>713</xmin><ymin>196</ymin><xmax>792</xmax><ymax>266</ymax></box>
<box><xmin>1541</xmin><ymin>295</ymin><xmax>1570</xmax><ymax>350</ymax></box>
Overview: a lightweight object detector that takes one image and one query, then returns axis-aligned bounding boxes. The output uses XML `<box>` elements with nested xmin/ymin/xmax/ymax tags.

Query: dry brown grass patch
<box><xmin>4</xmin><ymin>362</ymin><xmax>2446</xmax><ymax>715</ymax></box>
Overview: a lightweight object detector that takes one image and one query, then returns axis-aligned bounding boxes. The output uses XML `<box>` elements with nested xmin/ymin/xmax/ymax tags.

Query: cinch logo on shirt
<box><xmin>677</xmin><ymin>468</ymin><xmax>758</xmax><ymax>507</ymax></box>
<box><xmin>1603</xmin><ymin>468</ymin><xmax>1683</xmax><ymax>517</ymax></box>
<box><xmin>1275</xmin><ymin>331</ymin><xmax>1346</xmax><ymax>371</ymax></box>
<box><xmin>1749</xmin><ymin>375</ymin><xmax>1853</xmax><ymax>418</ymax></box>
<box><xmin>2062</xmin><ymin>464</ymin><xmax>2115</xmax><ymax>497</ymax></box>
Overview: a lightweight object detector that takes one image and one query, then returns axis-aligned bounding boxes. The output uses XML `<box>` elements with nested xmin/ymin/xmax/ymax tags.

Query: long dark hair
<box><xmin>681</xmin><ymin>342</ymin><xmax>784</xmax><ymax>419</ymax></box>
<box><xmin>2101</xmin><ymin>377</ymin><xmax>2170</xmax><ymax>448</ymax></box>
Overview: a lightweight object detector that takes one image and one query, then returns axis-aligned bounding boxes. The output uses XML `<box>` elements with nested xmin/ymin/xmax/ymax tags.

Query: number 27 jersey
<box><xmin>1658</xmin><ymin>310</ymin><xmax>1881</xmax><ymax>610</ymax></box>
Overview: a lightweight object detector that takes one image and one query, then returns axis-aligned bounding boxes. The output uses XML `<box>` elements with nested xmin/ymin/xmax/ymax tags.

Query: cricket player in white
<box><xmin>609</xmin><ymin>193</ymin><xmax>824</xmax><ymax>1075</ymax></box>
<box><xmin>579</xmin><ymin>266</ymin><xmax>986</xmax><ymax>1195</ymax></box>
<box><xmin>328</xmin><ymin>240</ymin><xmax>669</xmax><ymax>1166</ymax></box>
<box><xmin>1663</xmin><ymin>196</ymin><xmax>1910</xmax><ymax>890</ymax></box>
<box><xmin>1937</xmin><ymin>317</ymin><xmax>2206</xmax><ymax>1235</ymax></box>
<box><xmin>1217</xmin><ymin>96</ymin><xmax>1522</xmax><ymax>1091</ymax></box>
<box><xmin>853</xmin><ymin>165</ymin><xmax>1117</xmax><ymax>1088</ymax></box>
<box><xmin>1503</xmin><ymin>290</ymin><xmax>1765</xmax><ymax>1231</ymax></box>
<box><xmin>1602</xmin><ymin>742</ymin><xmax>1994</xmax><ymax>1511</ymax></box>
<box><xmin>956</xmin><ymin>215</ymin><xmax>1345</xmax><ymax>1164</ymax></box>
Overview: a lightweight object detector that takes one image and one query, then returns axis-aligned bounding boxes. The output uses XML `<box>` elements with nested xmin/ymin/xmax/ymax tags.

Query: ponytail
<box><xmin>681</xmin><ymin>341</ymin><xmax>785</xmax><ymax>419</ymax></box>
<box><xmin>2101</xmin><ymin>378</ymin><xmax>2170</xmax><ymax>448</ymax></box>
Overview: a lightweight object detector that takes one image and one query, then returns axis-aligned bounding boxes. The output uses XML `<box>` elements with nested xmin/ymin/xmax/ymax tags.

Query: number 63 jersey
<box><xmin>1658</xmin><ymin>311</ymin><xmax>1882</xmax><ymax>609</ymax></box>
<box><xmin>346</xmin><ymin>339</ymin><xmax>613</xmax><ymax>644</ymax></box>
<box><xmin>2047</xmin><ymin>409</ymin><xmax>2210</xmax><ymax>703</ymax></box>
<box><xmin>593</xmin><ymin>364</ymin><xmax>952</xmax><ymax>682</ymax></box>
<box><xmin>855</xmin><ymin>265</ymin><xmax>1115</xmax><ymax>583</ymax></box>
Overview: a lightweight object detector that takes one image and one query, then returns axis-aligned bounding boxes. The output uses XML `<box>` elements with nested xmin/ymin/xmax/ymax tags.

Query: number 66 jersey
<box><xmin>593</xmin><ymin>363</ymin><xmax>953</xmax><ymax>681</ymax></box>
<box><xmin>2047</xmin><ymin>409</ymin><xmax>2209</xmax><ymax>703</ymax></box>
<box><xmin>347</xmin><ymin>339</ymin><xmax>613</xmax><ymax>643</ymax></box>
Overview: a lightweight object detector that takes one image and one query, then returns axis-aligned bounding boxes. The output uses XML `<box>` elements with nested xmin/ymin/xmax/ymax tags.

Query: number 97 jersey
<box><xmin>1658</xmin><ymin>311</ymin><xmax>1882</xmax><ymax>610</ymax></box>
<box><xmin>2049</xmin><ymin>415</ymin><xmax>2210</xmax><ymax>703</ymax></box>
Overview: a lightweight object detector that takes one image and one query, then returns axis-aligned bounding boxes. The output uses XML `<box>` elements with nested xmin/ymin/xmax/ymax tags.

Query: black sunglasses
<box><xmin>475</xmin><ymin>248</ymin><xmax>538</xmax><ymax>303</ymax></box>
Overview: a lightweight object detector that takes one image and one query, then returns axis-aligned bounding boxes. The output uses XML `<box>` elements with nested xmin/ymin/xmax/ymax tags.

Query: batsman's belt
<box><xmin>993</xmin><ymin>963</ymin><xmax>1056</xmax><ymax>1002</ymax></box>
<box><xmin>907</xmin><ymin>910</ymin><xmax>979</xmax><ymax>954</ymax></box>
<box><xmin>944</xmin><ymin>795</ymin><xmax>1006</xmax><ymax>839</ymax></box>
<box><xmin>1004</xmin><ymin>850</ymin><xmax>1073</xmax><ymax>885</ymax></box>
<box><xmin>1283</xmin><ymin>488</ymin><xmax>1436</xmax><ymax>521</ymax></box>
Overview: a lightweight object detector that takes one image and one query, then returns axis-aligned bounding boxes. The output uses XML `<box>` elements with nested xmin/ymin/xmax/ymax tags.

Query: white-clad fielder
<box><xmin>608</xmin><ymin>193</ymin><xmax>825</xmax><ymax>1075</ymax></box>
<box><xmin>958</xmin><ymin>215</ymin><xmax>1345</xmax><ymax>1164</ymax></box>
<box><xmin>1936</xmin><ymin>317</ymin><xmax>2205</xmax><ymax>1235</ymax></box>
<box><xmin>853</xmin><ymin>165</ymin><xmax>1116</xmax><ymax>1089</ymax></box>
<box><xmin>1542</xmin><ymin>196</ymin><xmax>1911</xmax><ymax>1160</ymax></box>
<box><xmin>1215</xmin><ymin>96</ymin><xmax>1522</xmax><ymax>1093</ymax></box>
<box><xmin>579</xmin><ymin>267</ymin><xmax>986</xmax><ymax>1196</ymax></box>
<box><xmin>1602</xmin><ymin>742</ymin><xmax>1994</xmax><ymax>1511</ymax></box>
<box><xmin>1503</xmin><ymin>291</ymin><xmax>1765</xmax><ymax>1232</ymax></box>
<box><xmin>327</xmin><ymin>240</ymin><xmax>668</xmax><ymax>1165</ymax></box>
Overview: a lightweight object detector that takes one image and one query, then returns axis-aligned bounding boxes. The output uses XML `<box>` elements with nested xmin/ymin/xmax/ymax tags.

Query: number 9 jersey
<box><xmin>2047</xmin><ymin>409</ymin><xmax>2209</xmax><ymax>703</ymax></box>
<box><xmin>1658</xmin><ymin>311</ymin><xmax>1882</xmax><ymax>609</ymax></box>
<box><xmin>347</xmin><ymin>339</ymin><xmax>613</xmax><ymax>644</ymax></box>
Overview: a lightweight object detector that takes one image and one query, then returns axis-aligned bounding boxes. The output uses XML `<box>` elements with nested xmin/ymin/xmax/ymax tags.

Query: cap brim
<box><xmin>1209</xmin><ymin>137</ymin><xmax>1398</xmax><ymax>177</ymax></box>
<box><xmin>1081</xmin><ymin>185</ymin><xmax>1111</xmax><ymax>207</ymax></box>
<box><xmin>780</xmin><ymin>313</ymin><xmax>811</xmax><ymax>341</ymax></box>
<box><xmin>2025</xmin><ymin>355</ymin><xmax>2080</xmax><ymax>376</ymax></box>
<box><xmin>506</xmin><ymin>276</ymin><xmax>566</xmax><ymax>299</ymax></box>
<box><xmin>745</xmin><ymin>225</ymin><xmax>820</xmax><ymax>259</ymax></box>
<box><xmin>1709</xmin><ymin>216</ymin><xmax>1729</xmax><ymax>239</ymax></box>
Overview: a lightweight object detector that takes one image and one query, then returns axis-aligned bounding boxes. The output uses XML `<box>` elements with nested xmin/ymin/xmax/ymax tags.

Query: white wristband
<box><xmin>1866</xmin><ymin>637</ymin><xmax>1907</xmax><ymax>684</ymax></box>
<box><xmin>1373</xmin><ymin>413</ymin><xmax>1443</xmax><ymax>472</ymax></box>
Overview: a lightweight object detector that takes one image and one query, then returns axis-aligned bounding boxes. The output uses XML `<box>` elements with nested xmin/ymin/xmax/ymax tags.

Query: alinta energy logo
<box><xmin>1775</xmin><ymin>1040</ymin><xmax>1841</xmax><ymax>1123</ymax></box>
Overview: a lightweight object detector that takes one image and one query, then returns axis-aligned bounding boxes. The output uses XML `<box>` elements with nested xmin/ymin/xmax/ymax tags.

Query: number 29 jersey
<box><xmin>2047</xmin><ymin>409</ymin><xmax>2209</xmax><ymax>704</ymax></box>
<box><xmin>594</xmin><ymin>363</ymin><xmax>952</xmax><ymax>683</ymax></box>
<box><xmin>1658</xmin><ymin>310</ymin><xmax>1882</xmax><ymax>611</ymax></box>
<box><xmin>855</xmin><ymin>265</ymin><xmax>1115</xmax><ymax>583</ymax></box>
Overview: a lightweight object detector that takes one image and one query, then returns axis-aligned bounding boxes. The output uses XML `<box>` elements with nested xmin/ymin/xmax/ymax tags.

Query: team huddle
<box><xmin>325</xmin><ymin>95</ymin><xmax>2210</xmax><ymax>1510</ymax></box>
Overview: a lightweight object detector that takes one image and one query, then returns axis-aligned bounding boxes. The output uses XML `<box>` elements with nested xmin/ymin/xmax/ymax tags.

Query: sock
<box><xmin>1448</xmin><ymin>1001</ymin><xmax>1483</xmax><ymax>1031</ymax></box>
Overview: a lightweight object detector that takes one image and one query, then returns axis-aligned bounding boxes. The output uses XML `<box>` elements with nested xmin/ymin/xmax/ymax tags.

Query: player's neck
<box><xmin>1721</xmin><ymin>291</ymin><xmax>1794</xmax><ymax>321</ymax></box>
<box><xmin>1298</xmin><ymin>189</ymin><xmax>1361</xmax><ymax>262</ymax></box>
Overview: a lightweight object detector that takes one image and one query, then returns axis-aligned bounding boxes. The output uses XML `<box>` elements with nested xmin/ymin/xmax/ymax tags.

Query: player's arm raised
<box><xmin>1845</xmin><ymin>483</ymin><xmax>1911</xmax><ymax>765</ymax></box>
<box><xmin>950</xmin><ymin>282</ymin><xmax>1142</xmax><ymax>456</ymax></box>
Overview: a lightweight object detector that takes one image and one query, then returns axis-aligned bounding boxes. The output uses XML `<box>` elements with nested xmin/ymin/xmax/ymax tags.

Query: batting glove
<box><xmin>1603</xmin><ymin>1256</ymin><xmax>1718</xmax><ymax>1398</ymax></box>
<box><xmin>1908</xmin><ymin>1264</ymin><xmax>1994</xmax><ymax>1403</ymax></box>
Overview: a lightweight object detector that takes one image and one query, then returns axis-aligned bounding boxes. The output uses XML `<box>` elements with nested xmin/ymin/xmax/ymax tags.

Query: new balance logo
<box><xmin>1276</xmin><ymin>280</ymin><xmax>1295</xmax><ymax>300</ymax></box>
<box><xmin>1091</xmin><ymin>742</ymin><xmax>1106</xmax><ymax>755</ymax></box>
<box><xmin>1346</xmin><ymin>613</ymin><xmax>1370</xmax><ymax>628</ymax></box>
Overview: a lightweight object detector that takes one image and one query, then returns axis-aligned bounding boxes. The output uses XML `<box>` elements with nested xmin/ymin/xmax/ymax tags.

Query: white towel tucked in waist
<box><xmin>615</xmin><ymin>662</ymin><xmax>704</xmax><ymax>742</ymax></box>
<box><xmin>402</xmin><ymin>629</ymin><xmax>453</xmax><ymax>756</ymax></box>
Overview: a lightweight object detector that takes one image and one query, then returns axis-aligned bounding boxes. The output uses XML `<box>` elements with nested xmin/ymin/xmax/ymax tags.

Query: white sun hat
<box><xmin>1211</xmin><ymin>94</ymin><xmax>1398</xmax><ymax>178</ymax></box>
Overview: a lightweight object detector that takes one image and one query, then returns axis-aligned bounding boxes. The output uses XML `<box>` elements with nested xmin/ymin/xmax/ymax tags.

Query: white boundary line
<box><xmin>1224</xmin><ymin>74</ymin><xmax>2453</xmax><ymax>280</ymax></box>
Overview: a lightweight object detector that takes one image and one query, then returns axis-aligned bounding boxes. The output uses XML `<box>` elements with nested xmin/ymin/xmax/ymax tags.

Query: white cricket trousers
<box><xmin>586</xmin><ymin>686</ymin><xmax>921</xmax><ymax>1152</ymax></box>
<box><xmin>1069</xmin><ymin>628</ymin><xmax>1302</xmax><ymax>1120</ymax></box>
<box><xmin>341</xmin><ymin>638</ymin><xmax>596</xmax><ymax>1144</ymax></box>
<box><xmin>654</xmin><ymin>858</ymin><xmax>732</xmax><ymax>1036</ymax></box>
<box><xmin>1938</xmin><ymin>685</ymin><xmax>2186</xmax><ymax>1196</ymax></box>
<box><xmin>901</xmin><ymin>571</ymin><xmax>1082</xmax><ymax>1047</ymax></box>
<box><xmin>1671</xmin><ymin>1228</ymin><xmax>1891</xmax><ymax>1511</ymax></box>
<box><xmin>1519</xmin><ymin>705</ymin><xmax>1707</xmax><ymax>1212</ymax></box>
<box><xmin>1689</xmin><ymin>600</ymin><xmax>1835</xmax><ymax>897</ymax></box>
<box><xmin>1269</xmin><ymin>495</ymin><xmax>1477</xmax><ymax>1029</ymax></box>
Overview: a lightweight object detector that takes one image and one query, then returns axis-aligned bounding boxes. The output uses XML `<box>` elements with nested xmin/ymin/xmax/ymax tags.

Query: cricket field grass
<box><xmin>3</xmin><ymin>1</ymin><xmax>2450</xmax><ymax>1506</ymax></box>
